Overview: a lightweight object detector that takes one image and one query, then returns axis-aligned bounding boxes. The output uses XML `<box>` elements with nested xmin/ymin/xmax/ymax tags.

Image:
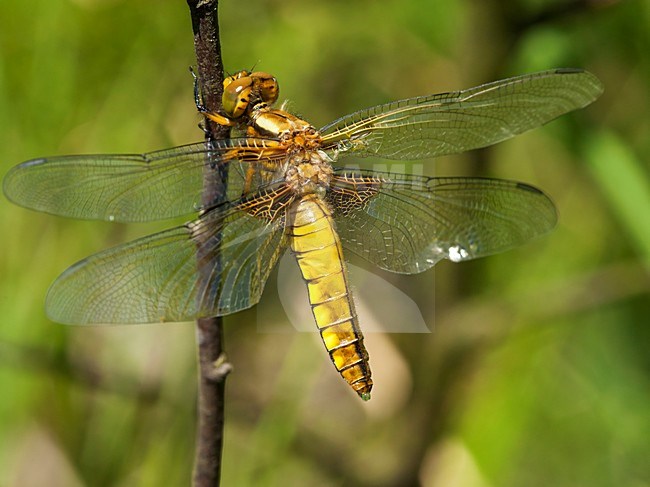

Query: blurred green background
<box><xmin>1</xmin><ymin>0</ymin><xmax>648</xmax><ymax>486</ymax></box>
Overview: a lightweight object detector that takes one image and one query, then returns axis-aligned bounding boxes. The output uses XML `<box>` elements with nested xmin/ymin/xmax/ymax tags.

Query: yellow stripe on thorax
<box><xmin>288</xmin><ymin>194</ymin><xmax>372</xmax><ymax>400</ymax></box>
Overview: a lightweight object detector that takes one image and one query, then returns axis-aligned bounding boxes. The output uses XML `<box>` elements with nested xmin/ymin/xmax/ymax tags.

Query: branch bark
<box><xmin>186</xmin><ymin>1</ymin><xmax>231</xmax><ymax>486</ymax></box>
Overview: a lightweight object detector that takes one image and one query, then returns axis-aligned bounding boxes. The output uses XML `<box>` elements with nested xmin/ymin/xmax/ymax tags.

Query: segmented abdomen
<box><xmin>288</xmin><ymin>194</ymin><xmax>373</xmax><ymax>400</ymax></box>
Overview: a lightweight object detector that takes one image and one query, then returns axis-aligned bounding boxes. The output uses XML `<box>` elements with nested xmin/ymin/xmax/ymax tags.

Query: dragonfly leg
<box><xmin>241</xmin><ymin>159</ymin><xmax>278</xmax><ymax>196</ymax></box>
<box><xmin>202</xmin><ymin>109</ymin><xmax>236</xmax><ymax>127</ymax></box>
<box><xmin>190</xmin><ymin>66</ymin><xmax>235</xmax><ymax>127</ymax></box>
<box><xmin>243</xmin><ymin>164</ymin><xmax>256</xmax><ymax>195</ymax></box>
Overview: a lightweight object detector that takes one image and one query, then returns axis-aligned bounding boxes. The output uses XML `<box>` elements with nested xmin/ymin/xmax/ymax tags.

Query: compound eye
<box><xmin>250</xmin><ymin>71</ymin><xmax>279</xmax><ymax>105</ymax></box>
<box><xmin>222</xmin><ymin>76</ymin><xmax>253</xmax><ymax>118</ymax></box>
<box><xmin>223</xmin><ymin>70</ymin><xmax>250</xmax><ymax>90</ymax></box>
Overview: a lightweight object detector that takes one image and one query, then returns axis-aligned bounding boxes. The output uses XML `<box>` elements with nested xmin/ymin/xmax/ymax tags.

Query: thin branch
<box><xmin>186</xmin><ymin>1</ymin><xmax>231</xmax><ymax>486</ymax></box>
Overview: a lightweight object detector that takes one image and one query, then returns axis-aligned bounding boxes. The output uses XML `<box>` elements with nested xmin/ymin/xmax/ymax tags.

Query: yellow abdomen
<box><xmin>288</xmin><ymin>194</ymin><xmax>373</xmax><ymax>400</ymax></box>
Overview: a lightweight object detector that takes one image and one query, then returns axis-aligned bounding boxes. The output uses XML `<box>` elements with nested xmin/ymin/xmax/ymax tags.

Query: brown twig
<box><xmin>186</xmin><ymin>1</ymin><xmax>231</xmax><ymax>485</ymax></box>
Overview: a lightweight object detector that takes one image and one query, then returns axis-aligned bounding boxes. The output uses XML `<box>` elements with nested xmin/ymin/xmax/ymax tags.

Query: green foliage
<box><xmin>1</xmin><ymin>1</ymin><xmax>648</xmax><ymax>486</ymax></box>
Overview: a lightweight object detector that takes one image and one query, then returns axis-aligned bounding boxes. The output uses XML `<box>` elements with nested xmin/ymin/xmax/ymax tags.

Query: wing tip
<box><xmin>2</xmin><ymin>160</ymin><xmax>44</xmax><ymax>204</ymax></box>
<box><xmin>554</xmin><ymin>67</ymin><xmax>585</xmax><ymax>75</ymax></box>
<box><xmin>515</xmin><ymin>181</ymin><xmax>545</xmax><ymax>195</ymax></box>
<box><xmin>515</xmin><ymin>182</ymin><xmax>558</xmax><ymax>229</ymax></box>
<box><xmin>554</xmin><ymin>67</ymin><xmax>604</xmax><ymax>99</ymax></box>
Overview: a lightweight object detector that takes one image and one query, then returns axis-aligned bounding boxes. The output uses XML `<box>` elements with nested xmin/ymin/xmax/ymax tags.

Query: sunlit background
<box><xmin>1</xmin><ymin>1</ymin><xmax>648</xmax><ymax>486</ymax></box>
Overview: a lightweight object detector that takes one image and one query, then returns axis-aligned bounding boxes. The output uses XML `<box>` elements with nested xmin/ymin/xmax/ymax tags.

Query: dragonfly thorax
<box><xmin>285</xmin><ymin>149</ymin><xmax>333</xmax><ymax>196</ymax></box>
<box><xmin>249</xmin><ymin>104</ymin><xmax>315</xmax><ymax>139</ymax></box>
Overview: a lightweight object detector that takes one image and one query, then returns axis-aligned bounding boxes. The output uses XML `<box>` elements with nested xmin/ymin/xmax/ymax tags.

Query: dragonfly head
<box><xmin>222</xmin><ymin>71</ymin><xmax>279</xmax><ymax>119</ymax></box>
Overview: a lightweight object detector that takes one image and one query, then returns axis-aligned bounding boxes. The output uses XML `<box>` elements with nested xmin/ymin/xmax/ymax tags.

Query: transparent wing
<box><xmin>320</xmin><ymin>69</ymin><xmax>603</xmax><ymax>160</ymax></box>
<box><xmin>328</xmin><ymin>170</ymin><xmax>557</xmax><ymax>274</ymax></box>
<box><xmin>45</xmin><ymin>188</ymin><xmax>292</xmax><ymax>324</ymax></box>
<box><xmin>3</xmin><ymin>138</ymin><xmax>289</xmax><ymax>222</ymax></box>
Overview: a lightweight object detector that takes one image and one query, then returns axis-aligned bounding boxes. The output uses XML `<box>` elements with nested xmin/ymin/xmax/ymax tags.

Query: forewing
<box><xmin>328</xmin><ymin>170</ymin><xmax>557</xmax><ymax>274</ymax></box>
<box><xmin>45</xmin><ymin>189</ymin><xmax>292</xmax><ymax>324</ymax></box>
<box><xmin>3</xmin><ymin>138</ymin><xmax>288</xmax><ymax>222</ymax></box>
<box><xmin>320</xmin><ymin>69</ymin><xmax>603</xmax><ymax>160</ymax></box>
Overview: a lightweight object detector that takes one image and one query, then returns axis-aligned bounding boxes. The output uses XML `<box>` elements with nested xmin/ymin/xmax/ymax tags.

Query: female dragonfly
<box><xmin>3</xmin><ymin>68</ymin><xmax>603</xmax><ymax>399</ymax></box>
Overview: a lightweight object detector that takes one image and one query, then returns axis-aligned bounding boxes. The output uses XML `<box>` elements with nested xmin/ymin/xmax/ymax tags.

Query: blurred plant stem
<box><xmin>186</xmin><ymin>1</ymin><xmax>231</xmax><ymax>486</ymax></box>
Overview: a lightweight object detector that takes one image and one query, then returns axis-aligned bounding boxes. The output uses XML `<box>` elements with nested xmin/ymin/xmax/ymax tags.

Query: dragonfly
<box><xmin>3</xmin><ymin>68</ymin><xmax>603</xmax><ymax>400</ymax></box>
